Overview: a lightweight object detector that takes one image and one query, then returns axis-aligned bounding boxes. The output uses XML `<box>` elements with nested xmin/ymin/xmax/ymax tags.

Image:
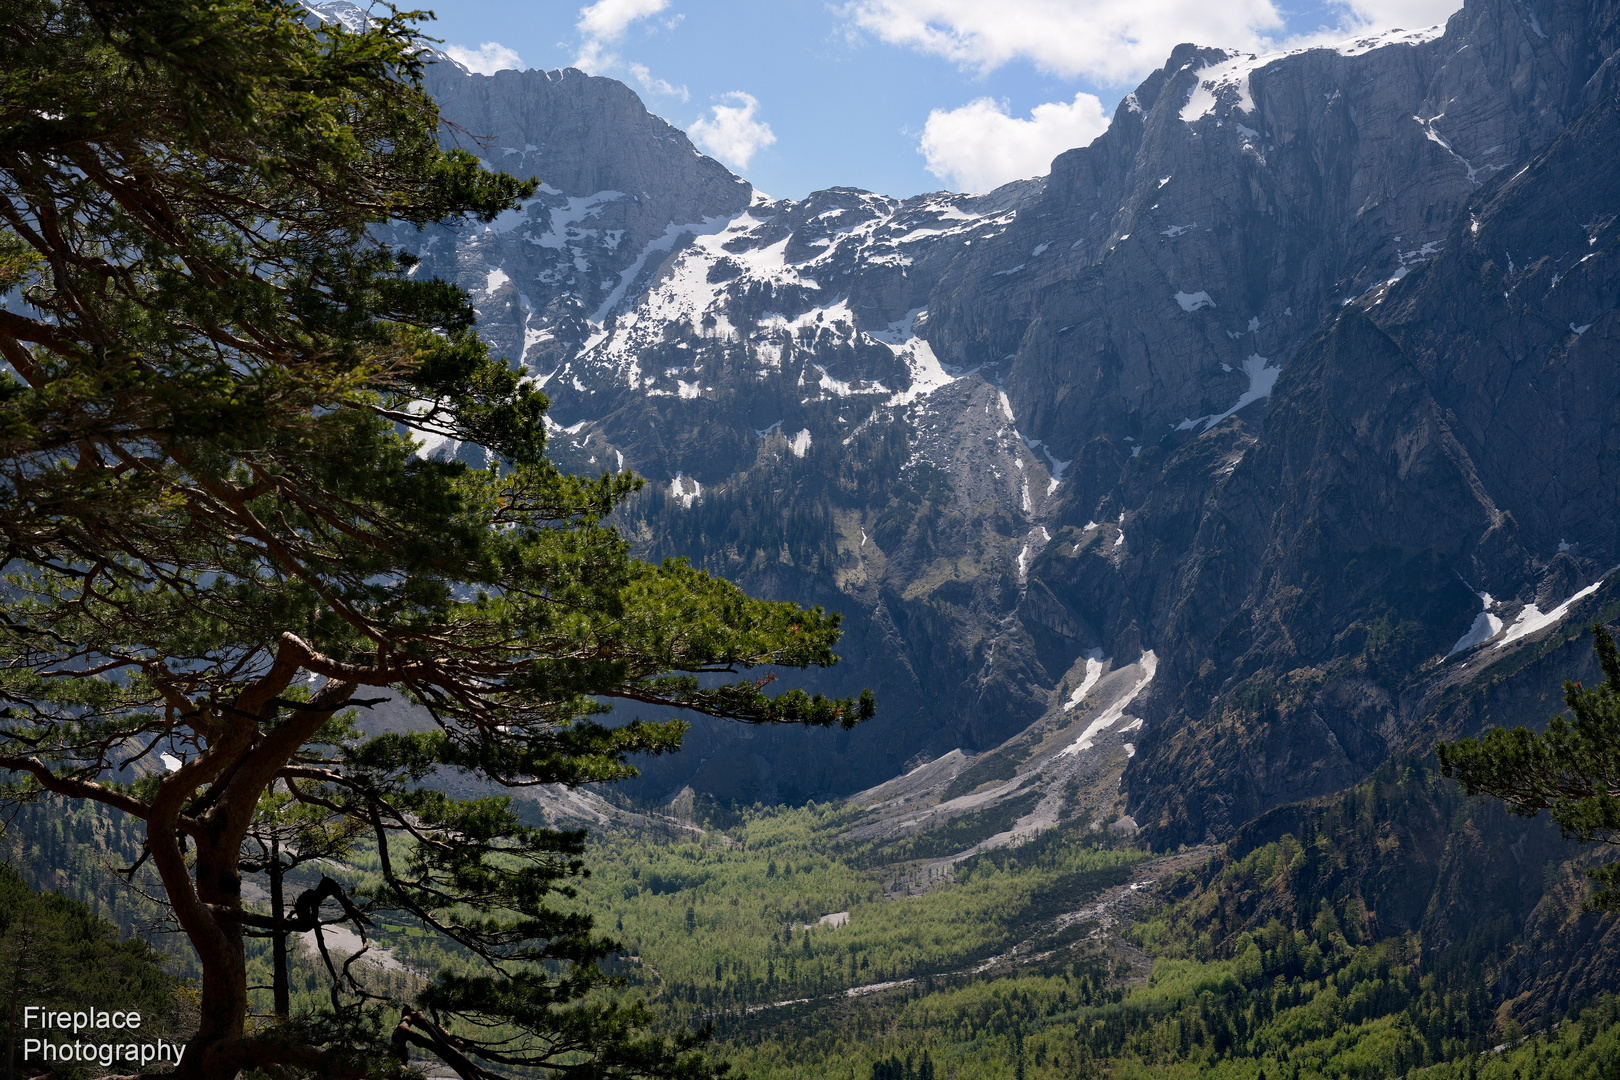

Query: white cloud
<box><xmin>1338</xmin><ymin>0</ymin><xmax>1462</xmax><ymax>32</ymax></box>
<box><xmin>574</xmin><ymin>0</ymin><xmax>671</xmax><ymax>70</ymax></box>
<box><xmin>629</xmin><ymin>62</ymin><xmax>690</xmax><ymax>101</ymax></box>
<box><xmin>845</xmin><ymin>0</ymin><xmax>1285</xmax><ymax>85</ymax></box>
<box><xmin>578</xmin><ymin>0</ymin><xmax>671</xmax><ymax>40</ymax></box>
<box><xmin>689</xmin><ymin>92</ymin><xmax>777</xmax><ymax>171</ymax></box>
<box><xmin>918</xmin><ymin>92</ymin><xmax>1110</xmax><ymax>192</ymax></box>
<box><xmin>844</xmin><ymin>0</ymin><xmax>1461</xmax><ymax>86</ymax></box>
<box><xmin>444</xmin><ymin>41</ymin><xmax>523</xmax><ymax>76</ymax></box>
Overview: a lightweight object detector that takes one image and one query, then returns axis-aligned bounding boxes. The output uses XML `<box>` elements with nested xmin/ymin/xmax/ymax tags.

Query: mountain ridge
<box><xmin>353</xmin><ymin>0</ymin><xmax>1620</xmax><ymax>855</ymax></box>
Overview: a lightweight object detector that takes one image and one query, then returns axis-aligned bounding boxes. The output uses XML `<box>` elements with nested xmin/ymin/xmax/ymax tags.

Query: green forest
<box><xmin>7</xmin><ymin>753</ymin><xmax>1620</xmax><ymax>1079</ymax></box>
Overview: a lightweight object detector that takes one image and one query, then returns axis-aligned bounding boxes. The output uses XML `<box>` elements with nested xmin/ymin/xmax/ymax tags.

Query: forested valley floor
<box><xmin>6</xmin><ymin>757</ymin><xmax>1620</xmax><ymax>1080</ymax></box>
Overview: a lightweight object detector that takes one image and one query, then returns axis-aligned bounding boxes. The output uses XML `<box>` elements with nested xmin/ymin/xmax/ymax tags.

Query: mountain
<box><xmin>375</xmin><ymin>0</ymin><xmax>1620</xmax><ymax>859</ymax></box>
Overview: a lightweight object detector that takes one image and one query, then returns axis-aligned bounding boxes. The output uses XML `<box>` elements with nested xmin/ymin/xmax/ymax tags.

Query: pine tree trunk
<box><xmin>269</xmin><ymin>835</ymin><xmax>289</xmax><ymax>1019</ymax></box>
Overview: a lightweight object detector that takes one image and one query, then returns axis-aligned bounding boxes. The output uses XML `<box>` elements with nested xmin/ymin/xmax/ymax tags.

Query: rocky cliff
<box><xmin>335</xmin><ymin>0</ymin><xmax>1620</xmax><ymax>846</ymax></box>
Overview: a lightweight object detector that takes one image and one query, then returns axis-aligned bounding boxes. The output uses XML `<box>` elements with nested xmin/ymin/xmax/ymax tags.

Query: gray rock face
<box><xmin>1122</xmin><ymin>56</ymin><xmax>1620</xmax><ymax>846</ymax></box>
<box><xmin>399</xmin><ymin>63</ymin><xmax>753</xmax><ymax>389</ymax></box>
<box><xmin>934</xmin><ymin>0</ymin><xmax>1617</xmax><ymax>462</ymax></box>
<box><xmin>396</xmin><ymin>0</ymin><xmax>1620</xmax><ymax>822</ymax></box>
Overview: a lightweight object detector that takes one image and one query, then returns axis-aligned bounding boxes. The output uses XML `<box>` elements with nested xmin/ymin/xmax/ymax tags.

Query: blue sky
<box><xmin>423</xmin><ymin>0</ymin><xmax>1464</xmax><ymax>200</ymax></box>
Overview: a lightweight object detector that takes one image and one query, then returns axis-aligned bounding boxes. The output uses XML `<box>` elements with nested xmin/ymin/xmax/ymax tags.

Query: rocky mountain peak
<box><xmin>394</xmin><ymin>0</ymin><xmax>1620</xmax><ymax>843</ymax></box>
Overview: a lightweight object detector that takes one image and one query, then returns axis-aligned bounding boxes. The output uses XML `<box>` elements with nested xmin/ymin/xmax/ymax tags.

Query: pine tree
<box><xmin>1439</xmin><ymin>624</ymin><xmax>1620</xmax><ymax>910</ymax></box>
<box><xmin>0</xmin><ymin>2</ymin><xmax>872</xmax><ymax>1077</ymax></box>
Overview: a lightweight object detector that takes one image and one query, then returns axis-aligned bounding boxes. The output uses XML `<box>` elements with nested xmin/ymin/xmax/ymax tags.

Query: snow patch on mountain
<box><xmin>1175</xmin><ymin>354</ymin><xmax>1280</xmax><ymax>431</ymax></box>
<box><xmin>590</xmin><ymin>214</ymin><xmax>735</xmax><ymax>323</ymax></box>
<box><xmin>1059</xmin><ymin>652</ymin><xmax>1158</xmax><ymax>757</ymax></box>
<box><xmin>1063</xmin><ymin>650</ymin><xmax>1107</xmax><ymax>712</ymax></box>
<box><xmin>1496</xmin><ymin>576</ymin><xmax>1611</xmax><ymax>649</ymax></box>
<box><xmin>669</xmin><ymin>473</ymin><xmax>703</xmax><ymax>508</ymax></box>
<box><xmin>1183</xmin><ymin>26</ymin><xmax>1444</xmax><ymax>125</ymax></box>
<box><xmin>875</xmin><ymin>308</ymin><xmax>961</xmax><ymax>406</ymax></box>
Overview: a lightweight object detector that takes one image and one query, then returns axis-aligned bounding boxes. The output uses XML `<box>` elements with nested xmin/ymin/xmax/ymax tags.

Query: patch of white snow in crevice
<box><xmin>485</xmin><ymin>188</ymin><xmax>624</xmax><ymax>243</ymax></box>
<box><xmin>1495</xmin><ymin>575</ymin><xmax>1612</xmax><ymax>649</ymax></box>
<box><xmin>1058</xmin><ymin>651</ymin><xmax>1158</xmax><ymax>757</ymax></box>
<box><xmin>1388</xmin><ymin>239</ymin><xmax>1445</xmax><ymax>284</ymax></box>
<box><xmin>1018</xmin><ymin>433</ymin><xmax>1072</xmax><ymax>495</ymax></box>
<box><xmin>669</xmin><ymin>473</ymin><xmax>703</xmax><ymax>508</ymax></box>
<box><xmin>813</xmin><ymin>363</ymin><xmax>886</xmax><ymax>398</ymax></box>
<box><xmin>1016</xmin><ymin>525</ymin><xmax>1051</xmax><ymax>582</ymax></box>
<box><xmin>484</xmin><ymin>267</ymin><xmax>510</xmax><ymax>293</ymax></box>
<box><xmin>1062</xmin><ymin>650</ymin><xmax>1107</xmax><ymax>712</ymax></box>
<box><xmin>1162</xmin><ymin>223</ymin><xmax>1198</xmax><ymax>238</ymax></box>
<box><xmin>754</xmin><ymin>419</ymin><xmax>784</xmax><ymax>438</ymax></box>
<box><xmin>543</xmin><ymin>414</ymin><xmax>589</xmax><ymax>436</ymax></box>
<box><xmin>876</xmin><ymin>307</ymin><xmax>961</xmax><ymax>406</ymax></box>
<box><xmin>1412</xmin><ymin>114</ymin><xmax>1506</xmax><ymax>186</ymax></box>
<box><xmin>1175</xmin><ymin>290</ymin><xmax>1215</xmax><ymax>312</ymax></box>
<box><xmin>589</xmin><ymin>215</ymin><xmax>733</xmax><ymax>324</ymax></box>
<box><xmin>1175</xmin><ymin>353</ymin><xmax>1281</xmax><ymax>431</ymax></box>
<box><xmin>789</xmin><ymin>428</ymin><xmax>812</xmax><ymax>457</ymax></box>
<box><xmin>1447</xmin><ymin>611</ymin><xmax>1503</xmax><ymax>656</ymax></box>
<box><xmin>996</xmin><ymin>390</ymin><xmax>1016</xmax><ymax>421</ymax></box>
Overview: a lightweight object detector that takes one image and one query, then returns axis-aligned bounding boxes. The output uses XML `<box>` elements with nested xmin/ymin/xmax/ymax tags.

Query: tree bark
<box><xmin>270</xmin><ymin>833</ymin><xmax>289</xmax><ymax>1019</ymax></box>
<box><xmin>170</xmin><ymin>671</ymin><xmax>358</xmax><ymax>1079</ymax></box>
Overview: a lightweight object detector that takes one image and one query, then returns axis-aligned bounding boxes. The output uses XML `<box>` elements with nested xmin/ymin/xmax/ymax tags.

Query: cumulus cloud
<box><xmin>845</xmin><ymin>0</ymin><xmax>1284</xmax><ymax>85</ymax></box>
<box><xmin>846</xmin><ymin>0</ymin><xmax>1464</xmax><ymax>85</ymax></box>
<box><xmin>919</xmin><ymin>92</ymin><xmax>1109</xmax><ymax>192</ymax></box>
<box><xmin>578</xmin><ymin>0</ymin><xmax>671</xmax><ymax>40</ymax></box>
<box><xmin>1337</xmin><ymin>0</ymin><xmax>1461</xmax><ymax>32</ymax></box>
<box><xmin>443</xmin><ymin>41</ymin><xmax>523</xmax><ymax>75</ymax></box>
<box><xmin>629</xmin><ymin>62</ymin><xmax>690</xmax><ymax>102</ymax></box>
<box><xmin>574</xmin><ymin>0</ymin><xmax>671</xmax><ymax>71</ymax></box>
<box><xmin>689</xmin><ymin>92</ymin><xmax>777</xmax><ymax>171</ymax></box>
